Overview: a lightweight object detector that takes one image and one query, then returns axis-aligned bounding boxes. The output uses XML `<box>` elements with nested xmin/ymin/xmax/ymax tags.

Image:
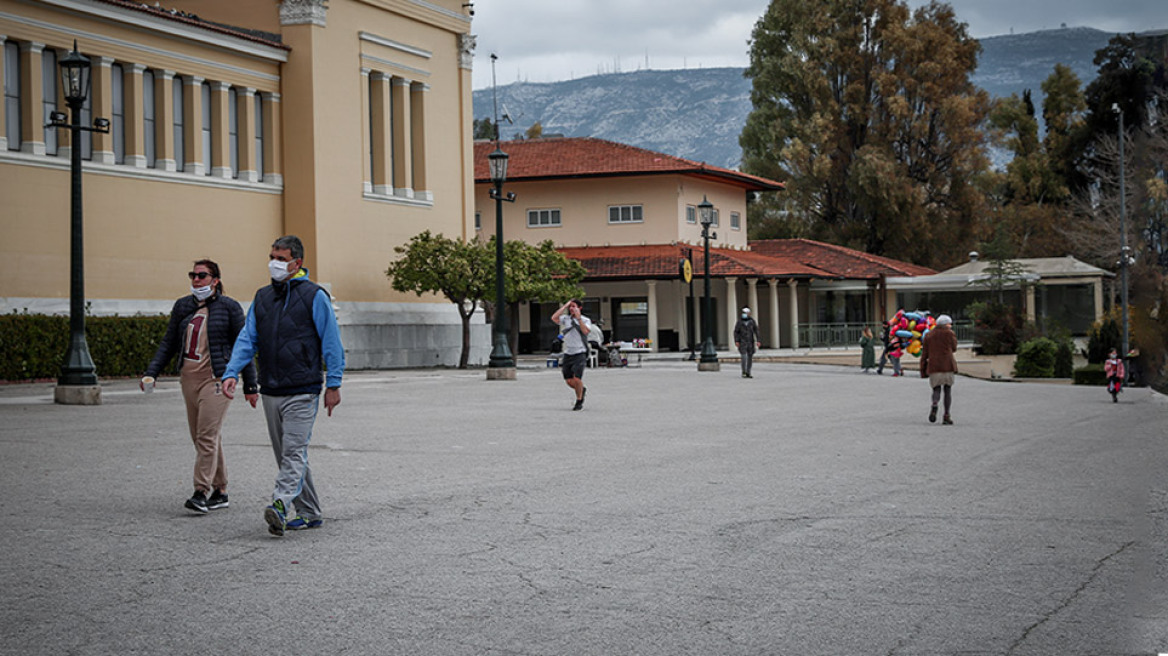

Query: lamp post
<box><xmin>486</xmin><ymin>146</ymin><xmax>517</xmax><ymax>379</ymax></box>
<box><xmin>697</xmin><ymin>196</ymin><xmax>720</xmax><ymax>371</ymax></box>
<box><xmin>50</xmin><ymin>41</ymin><xmax>109</xmax><ymax>405</ymax></box>
<box><xmin>1113</xmin><ymin>103</ymin><xmax>1131</xmax><ymax>363</ymax></box>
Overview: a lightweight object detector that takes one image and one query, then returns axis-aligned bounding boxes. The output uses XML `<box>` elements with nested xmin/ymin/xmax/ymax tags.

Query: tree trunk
<box><xmin>458</xmin><ymin>306</ymin><xmax>473</xmax><ymax>369</ymax></box>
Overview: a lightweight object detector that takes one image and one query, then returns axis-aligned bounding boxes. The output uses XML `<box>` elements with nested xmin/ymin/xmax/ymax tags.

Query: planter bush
<box><xmin>1073</xmin><ymin>363</ymin><xmax>1107</xmax><ymax>386</ymax></box>
<box><xmin>1013</xmin><ymin>336</ymin><xmax>1057</xmax><ymax>378</ymax></box>
<box><xmin>0</xmin><ymin>311</ymin><xmax>173</xmax><ymax>381</ymax></box>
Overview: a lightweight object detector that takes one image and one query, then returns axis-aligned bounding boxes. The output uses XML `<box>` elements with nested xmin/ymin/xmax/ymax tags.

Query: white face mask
<box><xmin>191</xmin><ymin>285</ymin><xmax>214</xmax><ymax>301</ymax></box>
<box><xmin>269</xmin><ymin>259</ymin><xmax>295</xmax><ymax>282</ymax></box>
<box><xmin>742</xmin><ymin>313</ymin><xmax>749</xmax><ymax>320</ymax></box>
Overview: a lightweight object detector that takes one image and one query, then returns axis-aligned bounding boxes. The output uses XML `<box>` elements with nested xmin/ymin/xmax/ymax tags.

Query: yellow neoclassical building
<box><xmin>1</xmin><ymin>0</ymin><xmax>484</xmax><ymax>368</ymax></box>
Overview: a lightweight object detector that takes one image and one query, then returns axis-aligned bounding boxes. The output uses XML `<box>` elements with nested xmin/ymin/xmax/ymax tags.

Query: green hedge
<box><xmin>1073</xmin><ymin>363</ymin><xmax>1107</xmax><ymax>386</ymax></box>
<box><xmin>1014</xmin><ymin>337</ymin><xmax>1057</xmax><ymax>378</ymax></box>
<box><xmin>0</xmin><ymin>311</ymin><xmax>174</xmax><ymax>381</ymax></box>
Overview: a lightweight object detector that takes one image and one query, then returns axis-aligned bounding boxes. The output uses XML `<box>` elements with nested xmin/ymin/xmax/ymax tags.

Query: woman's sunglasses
<box><xmin>188</xmin><ymin>272</ymin><xmax>212</xmax><ymax>280</ymax></box>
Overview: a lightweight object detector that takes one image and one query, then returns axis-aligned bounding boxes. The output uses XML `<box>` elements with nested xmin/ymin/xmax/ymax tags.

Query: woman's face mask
<box><xmin>191</xmin><ymin>285</ymin><xmax>214</xmax><ymax>301</ymax></box>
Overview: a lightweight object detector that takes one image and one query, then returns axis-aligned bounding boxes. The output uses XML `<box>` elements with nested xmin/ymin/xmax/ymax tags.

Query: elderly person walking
<box><xmin>733</xmin><ymin>307</ymin><xmax>761</xmax><ymax>378</ymax></box>
<box><xmin>920</xmin><ymin>314</ymin><xmax>958</xmax><ymax>424</ymax></box>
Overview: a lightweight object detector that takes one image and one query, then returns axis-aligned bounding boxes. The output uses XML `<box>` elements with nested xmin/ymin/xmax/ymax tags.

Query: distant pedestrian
<box><xmin>222</xmin><ymin>235</ymin><xmax>345</xmax><ymax>537</ymax></box>
<box><xmin>1104</xmin><ymin>348</ymin><xmax>1126</xmax><ymax>403</ymax></box>
<box><xmin>859</xmin><ymin>326</ymin><xmax>876</xmax><ymax>373</ymax></box>
<box><xmin>920</xmin><ymin>314</ymin><xmax>958</xmax><ymax>424</ymax></box>
<box><xmin>888</xmin><ymin>332</ymin><xmax>904</xmax><ymax>377</ymax></box>
<box><xmin>552</xmin><ymin>299</ymin><xmax>593</xmax><ymax>410</ymax></box>
<box><xmin>876</xmin><ymin>321</ymin><xmax>891</xmax><ymax>374</ymax></box>
<box><xmin>142</xmin><ymin>259</ymin><xmax>257</xmax><ymax>514</ymax></box>
<box><xmin>733</xmin><ymin>307</ymin><xmax>761</xmax><ymax>378</ymax></box>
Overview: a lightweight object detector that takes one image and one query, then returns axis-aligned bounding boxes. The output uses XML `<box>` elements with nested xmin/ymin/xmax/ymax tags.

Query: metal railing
<box><xmin>795</xmin><ymin>321</ymin><xmax>974</xmax><ymax>348</ymax></box>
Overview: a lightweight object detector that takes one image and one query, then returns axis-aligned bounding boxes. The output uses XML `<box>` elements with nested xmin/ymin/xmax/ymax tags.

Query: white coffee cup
<box><xmin>141</xmin><ymin>376</ymin><xmax>155</xmax><ymax>393</ymax></box>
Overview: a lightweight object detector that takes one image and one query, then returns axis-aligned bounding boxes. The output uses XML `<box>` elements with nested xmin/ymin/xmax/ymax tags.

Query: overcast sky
<box><xmin>470</xmin><ymin>0</ymin><xmax>1165</xmax><ymax>89</ymax></box>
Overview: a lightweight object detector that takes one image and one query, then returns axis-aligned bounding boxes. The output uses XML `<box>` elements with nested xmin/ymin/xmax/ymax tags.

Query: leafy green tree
<box><xmin>385</xmin><ymin>231</ymin><xmax>493</xmax><ymax>369</ymax></box>
<box><xmin>473</xmin><ymin>118</ymin><xmax>498</xmax><ymax>141</ymax></box>
<box><xmin>485</xmin><ymin>238</ymin><xmax>586</xmax><ymax>354</ymax></box>
<box><xmin>741</xmin><ymin>0</ymin><xmax>992</xmax><ymax>268</ymax></box>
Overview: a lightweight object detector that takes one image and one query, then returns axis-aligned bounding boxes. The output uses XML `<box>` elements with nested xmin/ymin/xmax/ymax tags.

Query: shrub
<box><xmin>1054</xmin><ymin>338</ymin><xmax>1075</xmax><ymax>378</ymax></box>
<box><xmin>1073</xmin><ymin>363</ymin><xmax>1107</xmax><ymax>386</ymax></box>
<box><xmin>0</xmin><ymin>310</ymin><xmax>173</xmax><ymax>381</ymax></box>
<box><xmin>1013</xmin><ymin>336</ymin><xmax>1057</xmax><ymax>378</ymax></box>
<box><xmin>968</xmin><ymin>301</ymin><xmax>1038</xmax><ymax>355</ymax></box>
<box><xmin>1086</xmin><ymin>313</ymin><xmax>1123</xmax><ymax>364</ymax></box>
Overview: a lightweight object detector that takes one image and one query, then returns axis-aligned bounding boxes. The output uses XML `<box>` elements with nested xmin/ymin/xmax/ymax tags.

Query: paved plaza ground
<box><xmin>1</xmin><ymin>360</ymin><xmax>1166</xmax><ymax>655</ymax></box>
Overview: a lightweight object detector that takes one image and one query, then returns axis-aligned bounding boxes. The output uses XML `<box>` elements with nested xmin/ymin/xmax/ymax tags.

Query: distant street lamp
<box><xmin>486</xmin><ymin>146</ymin><xmax>517</xmax><ymax>378</ymax></box>
<box><xmin>1113</xmin><ymin>103</ymin><xmax>1131</xmax><ymax>365</ymax></box>
<box><xmin>49</xmin><ymin>41</ymin><xmax>109</xmax><ymax>405</ymax></box>
<box><xmin>697</xmin><ymin>196</ymin><xmax>720</xmax><ymax>371</ymax></box>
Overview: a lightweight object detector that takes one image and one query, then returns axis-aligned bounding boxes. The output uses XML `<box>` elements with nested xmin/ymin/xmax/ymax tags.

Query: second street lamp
<box><xmin>697</xmin><ymin>196</ymin><xmax>720</xmax><ymax>371</ymax></box>
<box><xmin>486</xmin><ymin>146</ymin><xmax>517</xmax><ymax>379</ymax></box>
<box><xmin>50</xmin><ymin>41</ymin><xmax>109</xmax><ymax>405</ymax></box>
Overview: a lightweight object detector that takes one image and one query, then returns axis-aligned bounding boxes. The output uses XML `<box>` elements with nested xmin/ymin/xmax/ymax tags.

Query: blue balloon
<box><xmin>895</xmin><ymin>329</ymin><xmax>913</xmax><ymax>338</ymax></box>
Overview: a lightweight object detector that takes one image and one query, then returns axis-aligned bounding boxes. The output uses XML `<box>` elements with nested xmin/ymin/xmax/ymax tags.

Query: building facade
<box><xmin>1</xmin><ymin>0</ymin><xmax>484</xmax><ymax>368</ymax></box>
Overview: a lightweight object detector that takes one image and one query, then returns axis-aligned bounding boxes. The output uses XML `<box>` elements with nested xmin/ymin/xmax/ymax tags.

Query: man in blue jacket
<box><xmin>222</xmin><ymin>235</ymin><xmax>345</xmax><ymax>537</ymax></box>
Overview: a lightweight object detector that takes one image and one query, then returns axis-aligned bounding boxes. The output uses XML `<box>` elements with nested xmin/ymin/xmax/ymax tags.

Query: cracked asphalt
<box><xmin>1</xmin><ymin>361</ymin><xmax>1166</xmax><ymax>655</ymax></box>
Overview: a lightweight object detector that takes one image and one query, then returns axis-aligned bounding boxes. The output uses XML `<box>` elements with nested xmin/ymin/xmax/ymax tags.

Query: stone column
<box><xmin>1025</xmin><ymin>284</ymin><xmax>1037</xmax><ymax>323</ymax></box>
<box><xmin>236</xmin><ymin>87</ymin><xmax>257</xmax><ymax>182</ymax></box>
<box><xmin>89</xmin><ymin>56</ymin><xmax>114</xmax><ymax>163</ymax></box>
<box><xmin>725</xmin><ymin>277</ymin><xmax>738</xmax><ymax>350</ymax></box>
<box><xmin>1093</xmin><ymin>279</ymin><xmax>1104</xmax><ymax>323</ymax></box>
<box><xmin>359</xmin><ymin>68</ymin><xmax>371</xmax><ymax>193</ymax></box>
<box><xmin>18</xmin><ymin>42</ymin><xmax>45</xmax><ymax>155</ymax></box>
<box><xmin>183</xmin><ymin>76</ymin><xmax>204</xmax><ymax>175</ymax></box>
<box><xmin>210</xmin><ymin>81</ymin><xmax>231</xmax><ymax>178</ymax></box>
<box><xmin>154</xmin><ymin>70</ymin><xmax>175</xmax><ymax>171</ymax></box>
<box><xmin>369</xmin><ymin>72</ymin><xmax>391</xmax><ymax>195</ymax></box>
<box><xmin>788</xmin><ymin>279</ymin><xmax>800</xmax><ymax>349</ymax></box>
<box><xmin>410</xmin><ymin>82</ymin><xmax>429</xmax><ymax>200</ymax></box>
<box><xmin>391</xmin><ymin>76</ymin><xmax>413</xmax><ymax>198</ymax></box>
<box><xmin>123</xmin><ymin>64</ymin><xmax>146</xmax><ymax>167</ymax></box>
<box><xmin>646</xmin><ymin>280</ymin><xmax>659</xmax><ymax>352</ymax></box>
<box><xmin>0</xmin><ymin>36</ymin><xmax>7</xmax><ymax>152</ymax></box>
<box><xmin>674</xmin><ymin>279</ymin><xmax>687</xmax><ymax>353</ymax></box>
<box><xmin>261</xmin><ymin>91</ymin><xmax>281</xmax><ymax>185</ymax></box>
<box><xmin>768</xmin><ymin>278</ymin><xmax>781</xmax><ymax>348</ymax></box>
<box><xmin>746</xmin><ymin>278</ymin><xmax>759</xmax><ymax>342</ymax></box>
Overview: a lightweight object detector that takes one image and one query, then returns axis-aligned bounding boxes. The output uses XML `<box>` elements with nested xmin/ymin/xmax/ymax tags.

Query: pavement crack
<box><xmin>1006</xmin><ymin>540</ymin><xmax>1136</xmax><ymax>654</ymax></box>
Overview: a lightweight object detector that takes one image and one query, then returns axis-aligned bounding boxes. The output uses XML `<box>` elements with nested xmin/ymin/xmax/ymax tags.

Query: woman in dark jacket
<box><xmin>143</xmin><ymin>259</ymin><xmax>257</xmax><ymax>514</ymax></box>
<box><xmin>920</xmin><ymin>314</ymin><xmax>958</xmax><ymax>425</ymax></box>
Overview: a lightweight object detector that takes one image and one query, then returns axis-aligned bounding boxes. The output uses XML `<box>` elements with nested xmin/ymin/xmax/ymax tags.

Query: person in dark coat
<box><xmin>733</xmin><ymin>307</ymin><xmax>761</xmax><ymax>378</ymax></box>
<box><xmin>920</xmin><ymin>314</ymin><xmax>959</xmax><ymax>424</ymax></box>
<box><xmin>860</xmin><ymin>326</ymin><xmax>877</xmax><ymax>373</ymax></box>
<box><xmin>143</xmin><ymin>259</ymin><xmax>257</xmax><ymax>514</ymax></box>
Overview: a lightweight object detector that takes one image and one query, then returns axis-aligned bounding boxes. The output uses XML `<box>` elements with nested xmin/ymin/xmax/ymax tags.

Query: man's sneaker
<box><xmin>206</xmin><ymin>489</ymin><xmax>229</xmax><ymax>510</ymax></box>
<box><xmin>929</xmin><ymin>406</ymin><xmax>938</xmax><ymax>423</ymax></box>
<box><xmin>185</xmin><ymin>490</ymin><xmax>209</xmax><ymax>514</ymax></box>
<box><xmin>573</xmin><ymin>398</ymin><xmax>584</xmax><ymax>411</ymax></box>
<box><xmin>942</xmin><ymin>415</ymin><xmax>954</xmax><ymax>425</ymax></box>
<box><xmin>264</xmin><ymin>499</ymin><xmax>287</xmax><ymax>536</ymax></box>
<box><xmin>286</xmin><ymin>516</ymin><xmax>323</xmax><ymax>530</ymax></box>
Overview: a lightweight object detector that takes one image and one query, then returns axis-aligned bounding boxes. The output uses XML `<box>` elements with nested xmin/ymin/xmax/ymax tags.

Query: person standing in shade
<box><xmin>144</xmin><ymin>259</ymin><xmax>257</xmax><ymax>514</ymax></box>
<box><xmin>222</xmin><ymin>235</ymin><xmax>345</xmax><ymax>536</ymax></box>
<box><xmin>920</xmin><ymin>314</ymin><xmax>958</xmax><ymax>424</ymax></box>
<box><xmin>859</xmin><ymin>326</ymin><xmax>877</xmax><ymax>373</ymax></box>
<box><xmin>733</xmin><ymin>307</ymin><xmax>761</xmax><ymax>378</ymax></box>
<box><xmin>552</xmin><ymin>299</ymin><xmax>593</xmax><ymax>410</ymax></box>
<box><xmin>876</xmin><ymin>321</ymin><xmax>891</xmax><ymax>374</ymax></box>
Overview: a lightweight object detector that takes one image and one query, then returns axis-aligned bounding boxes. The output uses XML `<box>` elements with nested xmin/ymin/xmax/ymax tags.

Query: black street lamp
<box><xmin>697</xmin><ymin>196</ymin><xmax>720</xmax><ymax>371</ymax></box>
<box><xmin>49</xmin><ymin>41</ymin><xmax>109</xmax><ymax>405</ymax></box>
<box><xmin>486</xmin><ymin>146</ymin><xmax>517</xmax><ymax>379</ymax></box>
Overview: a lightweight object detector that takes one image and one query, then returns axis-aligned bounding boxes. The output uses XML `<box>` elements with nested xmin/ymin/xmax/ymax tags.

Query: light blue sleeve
<box><xmin>313</xmin><ymin>289</ymin><xmax>345</xmax><ymax>388</ymax></box>
<box><xmin>223</xmin><ymin>304</ymin><xmax>258</xmax><ymax>381</ymax></box>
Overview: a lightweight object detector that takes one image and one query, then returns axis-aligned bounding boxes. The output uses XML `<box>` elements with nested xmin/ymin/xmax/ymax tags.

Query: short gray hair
<box><xmin>271</xmin><ymin>235</ymin><xmax>304</xmax><ymax>260</ymax></box>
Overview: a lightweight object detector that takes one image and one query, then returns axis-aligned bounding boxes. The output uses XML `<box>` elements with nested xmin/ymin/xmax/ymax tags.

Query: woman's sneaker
<box><xmin>206</xmin><ymin>489</ymin><xmax>229</xmax><ymax>510</ymax></box>
<box><xmin>286</xmin><ymin>516</ymin><xmax>324</xmax><ymax>530</ymax></box>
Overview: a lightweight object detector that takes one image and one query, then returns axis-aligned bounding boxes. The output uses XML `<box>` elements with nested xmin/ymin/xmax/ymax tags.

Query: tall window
<box><xmin>5</xmin><ymin>41</ymin><xmax>21</xmax><ymax>151</ymax></box>
<box><xmin>111</xmin><ymin>63</ymin><xmax>124</xmax><ymax>164</ymax></box>
<box><xmin>527</xmin><ymin>208</ymin><xmax>561</xmax><ymax>227</ymax></box>
<box><xmin>228</xmin><ymin>86</ymin><xmax>238</xmax><ymax>177</ymax></box>
<box><xmin>686</xmin><ymin>205</ymin><xmax>696</xmax><ymax>224</ymax></box>
<box><xmin>172</xmin><ymin>77</ymin><xmax>183</xmax><ymax>171</ymax></box>
<box><xmin>41</xmin><ymin>48</ymin><xmax>57</xmax><ymax>155</ymax></box>
<box><xmin>475</xmin><ymin>211</ymin><xmax>481</xmax><ymax>230</ymax></box>
<box><xmin>200</xmin><ymin>81</ymin><xmax>211</xmax><ymax>175</ymax></box>
<box><xmin>143</xmin><ymin>69</ymin><xmax>155</xmax><ymax>167</ymax></box>
<box><xmin>730</xmin><ymin>211</ymin><xmax>740</xmax><ymax>230</ymax></box>
<box><xmin>712</xmin><ymin>209</ymin><xmax>720</xmax><ymax>227</ymax></box>
<box><xmin>608</xmin><ymin>204</ymin><xmax>643</xmax><ymax>224</ymax></box>
<box><xmin>254</xmin><ymin>92</ymin><xmax>264</xmax><ymax>178</ymax></box>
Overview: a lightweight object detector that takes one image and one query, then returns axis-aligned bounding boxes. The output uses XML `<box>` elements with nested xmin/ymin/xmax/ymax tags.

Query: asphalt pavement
<box><xmin>1</xmin><ymin>361</ymin><xmax>1166</xmax><ymax>655</ymax></box>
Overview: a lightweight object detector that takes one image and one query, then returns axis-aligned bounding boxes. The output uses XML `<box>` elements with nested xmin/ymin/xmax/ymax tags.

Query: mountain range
<box><xmin>471</xmin><ymin>27</ymin><xmax>1129</xmax><ymax>170</ymax></box>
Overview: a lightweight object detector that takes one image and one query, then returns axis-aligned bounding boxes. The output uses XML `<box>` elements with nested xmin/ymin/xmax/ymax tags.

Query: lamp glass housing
<box><xmin>59</xmin><ymin>44</ymin><xmax>91</xmax><ymax>105</ymax></box>
<box><xmin>488</xmin><ymin>148</ymin><xmax>509</xmax><ymax>185</ymax></box>
<box><xmin>698</xmin><ymin>196</ymin><xmax>714</xmax><ymax>227</ymax></box>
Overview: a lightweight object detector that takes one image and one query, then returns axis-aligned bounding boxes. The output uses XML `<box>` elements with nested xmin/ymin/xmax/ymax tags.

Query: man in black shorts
<box><xmin>551</xmin><ymin>299</ymin><xmax>593</xmax><ymax>410</ymax></box>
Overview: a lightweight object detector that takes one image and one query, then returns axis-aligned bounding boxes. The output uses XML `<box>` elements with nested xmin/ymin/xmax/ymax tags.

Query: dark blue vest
<box><xmin>253</xmin><ymin>276</ymin><xmax>326</xmax><ymax>396</ymax></box>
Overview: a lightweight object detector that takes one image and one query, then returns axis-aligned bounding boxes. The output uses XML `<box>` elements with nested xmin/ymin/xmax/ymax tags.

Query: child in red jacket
<box><xmin>1104</xmin><ymin>348</ymin><xmax>1125</xmax><ymax>403</ymax></box>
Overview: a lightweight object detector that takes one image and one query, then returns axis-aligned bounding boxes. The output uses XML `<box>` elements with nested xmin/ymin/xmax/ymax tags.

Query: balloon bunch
<box><xmin>887</xmin><ymin>309</ymin><xmax>935</xmax><ymax>358</ymax></box>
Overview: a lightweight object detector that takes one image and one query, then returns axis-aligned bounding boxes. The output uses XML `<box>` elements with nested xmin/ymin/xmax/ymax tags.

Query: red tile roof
<box><xmin>474</xmin><ymin>137</ymin><xmax>784</xmax><ymax>191</ymax></box>
<box><xmin>558</xmin><ymin>239</ymin><xmax>933</xmax><ymax>281</ymax></box>
<box><xmin>750</xmin><ymin>239</ymin><xmax>937</xmax><ymax>278</ymax></box>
